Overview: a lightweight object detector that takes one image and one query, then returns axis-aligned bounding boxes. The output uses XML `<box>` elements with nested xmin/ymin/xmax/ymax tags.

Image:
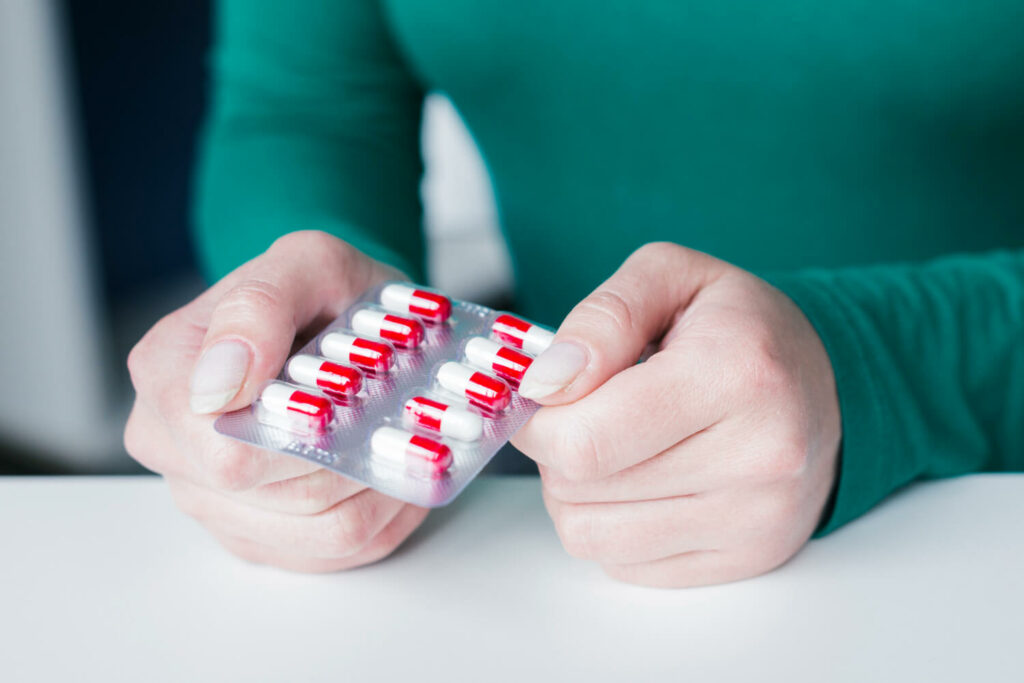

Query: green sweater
<box><xmin>195</xmin><ymin>0</ymin><xmax>1024</xmax><ymax>535</ymax></box>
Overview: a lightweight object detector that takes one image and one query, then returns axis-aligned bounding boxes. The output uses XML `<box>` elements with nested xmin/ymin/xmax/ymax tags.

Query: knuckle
<box><xmin>292</xmin><ymin>472</ymin><xmax>343</xmax><ymax>515</ymax></box>
<box><xmin>751</xmin><ymin>491</ymin><xmax>804</xmax><ymax>535</ymax></box>
<box><xmin>747</xmin><ymin>334</ymin><xmax>789</xmax><ymax>396</ymax></box>
<box><xmin>271</xmin><ymin>229</ymin><xmax>331</xmax><ymax>254</ymax></box>
<box><xmin>125</xmin><ymin>340</ymin><xmax>147</xmax><ymax>389</ymax></box>
<box><xmin>126</xmin><ymin>325</ymin><xmax>164</xmax><ymax>393</ymax></box>
<box><xmin>749</xmin><ymin>429</ymin><xmax>810</xmax><ymax>481</ymax></box>
<box><xmin>574</xmin><ymin>288</ymin><xmax>636</xmax><ymax>340</ymax></box>
<box><xmin>271</xmin><ymin>230</ymin><xmax>354</xmax><ymax>272</ymax></box>
<box><xmin>630</xmin><ymin>241</ymin><xmax>686</xmax><ymax>264</ymax></box>
<box><xmin>123</xmin><ymin>413</ymin><xmax>157</xmax><ymax>474</ymax></box>
<box><xmin>167</xmin><ymin>482</ymin><xmax>206</xmax><ymax>521</ymax></box>
<box><xmin>552</xmin><ymin>504</ymin><xmax>597</xmax><ymax>559</ymax></box>
<box><xmin>127</xmin><ymin>309</ymin><xmax>190</xmax><ymax>399</ymax></box>
<box><xmin>122</xmin><ymin>405</ymin><xmax>166</xmax><ymax>475</ymax></box>
<box><xmin>775</xmin><ymin>432</ymin><xmax>811</xmax><ymax>478</ymax></box>
<box><xmin>766</xmin><ymin>447</ymin><xmax>809</xmax><ymax>480</ymax></box>
<box><xmin>322</xmin><ymin>500</ymin><xmax>375</xmax><ymax>556</ymax></box>
<box><xmin>205</xmin><ymin>440</ymin><xmax>261</xmax><ymax>492</ymax></box>
<box><xmin>541</xmin><ymin>469</ymin><xmax>584</xmax><ymax>503</ymax></box>
<box><xmin>723</xmin><ymin>323</ymin><xmax>789</xmax><ymax>400</ymax></box>
<box><xmin>122</xmin><ymin>411</ymin><xmax>143</xmax><ymax>459</ymax></box>
<box><xmin>554</xmin><ymin>419</ymin><xmax>603</xmax><ymax>482</ymax></box>
<box><xmin>219</xmin><ymin>279</ymin><xmax>287</xmax><ymax>319</ymax></box>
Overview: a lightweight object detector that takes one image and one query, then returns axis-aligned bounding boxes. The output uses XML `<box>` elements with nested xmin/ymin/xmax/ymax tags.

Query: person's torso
<box><xmin>385</xmin><ymin>0</ymin><xmax>1024</xmax><ymax>323</ymax></box>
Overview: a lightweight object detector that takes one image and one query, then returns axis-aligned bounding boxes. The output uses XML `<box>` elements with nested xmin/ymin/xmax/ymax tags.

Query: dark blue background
<box><xmin>63</xmin><ymin>0</ymin><xmax>210</xmax><ymax>299</ymax></box>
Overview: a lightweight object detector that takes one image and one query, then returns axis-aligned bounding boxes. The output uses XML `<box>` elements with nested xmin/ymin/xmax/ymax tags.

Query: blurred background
<box><xmin>0</xmin><ymin>0</ymin><xmax>511</xmax><ymax>474</ymax></box>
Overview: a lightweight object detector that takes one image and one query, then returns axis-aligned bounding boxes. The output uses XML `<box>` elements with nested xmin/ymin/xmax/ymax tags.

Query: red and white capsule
<box><xmin>257</xmin><ymin>382</ymin><xmax>333</xmax><ymax>435</ymax></box>
<box><xmin>286</xmin><ymin>354</ymin><xmax>362</xmax><ymax>398</ymax></box>
<box><xmin>436</xmin><ymin>362</ymin><xmax>512</xmax><ymax>413</ymax></box>
<box><xmin>352</xmin><ymin>308</ymin><xmax>424</xmax><ymax>349</ymax></box>
<box><xmin>380</xmin><ymin>283</ymin><xmax>452</xmax><ymax>324</ymax></box>
<box><xmin>492</xmin><ymin>314</ymin><xmax>554</xmax><ymax>356</ymax></box>
<box><xmin>320</xmin><ymin>332</ymin><xmax>394</xmax><ymax>374</ymax></box>
<box><xmin>464</xmin><ymin>336</ymin><xmax>533</xmax><ymax>387</ymax></box>
<box><xmin>370</xmin><ymin>427</ymin><xmax>452</xmax><ymax>477</ymax></box>
<box><xmin>403</xmin><ymin>396</ymin><xmax>483</xmax><ymax>442</ymax></box>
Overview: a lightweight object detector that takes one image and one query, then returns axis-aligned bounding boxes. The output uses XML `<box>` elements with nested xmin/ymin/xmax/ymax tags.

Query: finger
<box><xmin>512</xmin><ymin>345</ymin><xmax>731</xmax><ymax>480</ymax></box>
<box><xmin>517</xmin><ymin>242</ymin><xmax>725</xmax><ymax>404</ymax></box>
<box><xmin>543</xmin><ymin>489</ymin><xmax>721</xmax><ymax>565</ymax></box>
<box><xmin>601</xmin><ymin>548</ymin><xmax>786</xmax><ymax>588</ymax></box>
<box><xmin>534</xmin><ymin>421</ymin><xmax>761</xmax><ymax>503</ymax></box>
<box><xmin>125</xmin><ymin>400</ymin><xmax>322</xmax><ymax>489</ymax></box>
<box><xmin>210</xmin><ymin>504</ymin><xmax>428</xmax><ymax>573</ymax></box>
<box><xmin>217</xmin><ymin>468</ymin><xmax>367</xmax><ymax>515</ymax></box>
<box><xmin>188</xmin><ymin>231</ymin><xmax>399</xmax><ymax>415</ymax></box>
<box><xmin>168</xmin><ymin>478</ymin><xmax>407</xmax><ymax>558</ymax></box>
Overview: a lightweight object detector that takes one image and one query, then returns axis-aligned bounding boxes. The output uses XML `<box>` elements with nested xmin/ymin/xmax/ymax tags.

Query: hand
<box><xmin>125</xmin><ymin>231</ymin><xmax>428</xmax><ymax>572</ymax></box>
<box><xmin>512</xmin><ymin>242</ymin><xmax>841</xmax><ymax>587</ymax></box>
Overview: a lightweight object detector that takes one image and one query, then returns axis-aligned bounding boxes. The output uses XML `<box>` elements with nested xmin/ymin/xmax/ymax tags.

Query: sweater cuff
<box><xmin>765</xmin><ymin>273</ymin><xmax>895</xmax><ymax>536</ymax></box>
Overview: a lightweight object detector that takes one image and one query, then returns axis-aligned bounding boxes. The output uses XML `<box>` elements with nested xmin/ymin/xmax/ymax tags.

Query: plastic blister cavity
<box><xmin>214</xmin><ymin>282</ymin><xmax>554</xmax><ymax>507</ymax></box>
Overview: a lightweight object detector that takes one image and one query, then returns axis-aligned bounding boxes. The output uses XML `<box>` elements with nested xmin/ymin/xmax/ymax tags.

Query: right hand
<box><xmin>124</xmin><ymin>231</ymin><xmax>429</xmax><ymax>572</ymax></box>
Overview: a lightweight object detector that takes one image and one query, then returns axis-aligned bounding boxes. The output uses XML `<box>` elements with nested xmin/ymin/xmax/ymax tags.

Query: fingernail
<box><xmin>189</xmin><ymin>340</ymin><xmax>251</xmax><ymax>414</ymax></box>
<box><xmin>517</xmin><ymin>342</ymin><xmax>588</xmax><ymax>400</ymax></box>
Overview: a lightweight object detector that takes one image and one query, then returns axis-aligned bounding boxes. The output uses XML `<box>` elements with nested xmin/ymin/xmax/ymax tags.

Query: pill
<box><xmin>259</xmin><ymin>382</ymin><xmax>333</xmax><ymax>434</ymax></box>
<box><xmin>492</xmin><ymin>314</ymin><xmax>554</xmax><ymax>356</ymax></box>
<box><xmin>464</xmin><ymin>337</ymin><xmax>533</xmax><ymax>387</ymax></box>
<box><xmin>320</xmin><ymin>332</ymin><xmax>395</xmax><ymax>374</ymax></box>
<box><xmin>352</xmin><ymin>308</ymin><xmax>424</xmax><ymax>349</ymax></box>
<box><xmin>286</xmin><ymin>354</ymin><xmax>362</xmax><ymax>397</ymax></box>
<box><xmin>403</xmin><ymin>396</ymin><xmax>483</xmax><ymax>442</ymax></box>
<box><xmin>437</xmin><ymin>362</ymin><xmax>512</xmax><ymax>413</ymax></box>
<box><xmin>371</xmin><ymin>427</ymin><xmax>452</xmax><ymax>477</ymax></box>
<box><xmin>380</xmin><ymin>284</ymin><xmax>452</xmax><ymax>324</ymax></box>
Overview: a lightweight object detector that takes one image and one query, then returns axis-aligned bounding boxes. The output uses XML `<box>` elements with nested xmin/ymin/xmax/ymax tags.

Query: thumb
<box><xmin>188</xmin><ymin>231</ymin><xmax>396</xmax><ymax>414</ymax></box>
<box><xmin>517</xmin><ymin>243</ymin><xmax>723</xmax><ymax>404</ymax></box>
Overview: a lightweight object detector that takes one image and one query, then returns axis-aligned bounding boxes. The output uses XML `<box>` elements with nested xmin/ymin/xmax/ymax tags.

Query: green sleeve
<box><xmin>768</xmin><ymin>250</ymin><xmax>1024</xmax><ymax>535</ymax></box>
<box><xmin>193</xmin><ymin>0</ymin><xmax>426</xmax><ymax>281</ymax></box>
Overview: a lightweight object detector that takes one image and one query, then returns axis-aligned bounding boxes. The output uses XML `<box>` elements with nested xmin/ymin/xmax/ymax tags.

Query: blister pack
<box><xmin>214</xmin><ymin>282</ymin><xmax>554</xmax><ymax>507</ymax></box>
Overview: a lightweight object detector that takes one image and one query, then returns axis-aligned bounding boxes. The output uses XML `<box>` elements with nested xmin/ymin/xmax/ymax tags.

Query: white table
<box><xmin>0</xmin><ymin>475</ymin><xmax>1021</xmax><ymax>682</ymax></box>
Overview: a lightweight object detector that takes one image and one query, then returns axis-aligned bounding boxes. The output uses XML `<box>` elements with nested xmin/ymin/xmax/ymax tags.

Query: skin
<box><xmin>124</xmin><ymin>231</ymin><xmax>428</xmax><ymax>572</ymax></box>
<box><xmin>511</xmin><ymin>242</ymin><xmax>841</xmax><ymax>588</ymax></box>
<box><xmin>126</xmin><ymin>235</ymin><xmax>840</xmax><ymax>585</ymax></box>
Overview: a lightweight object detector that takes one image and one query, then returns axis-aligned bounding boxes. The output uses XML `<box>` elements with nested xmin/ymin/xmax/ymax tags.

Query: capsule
<box><xmin>370</xmin><ymin>427</ymin><xmax>452</xmax><ymax>477</ymax></box>
<box><xmin>320</xmin><ymin>332</ymin><xmax>394</xmax><ymax>374</ymax></box>
<box><xmin>403</xmin><ymin>396</ymin><xmax>483</xmax><ymax>442</ymax></box>
<box><xmin>286</xmin><ymin>354</ymin><xmax>362</xmax><ymax>398</ymax></box>
<box><xmin>352</xmin><ymin>308</ymin><xmax>424</xmax><ymax>349</ymax></box>
<box><xmin>492</xmin><ymin>314</ymin><xmax>554</xmax><ymax>356</ymax></box>
<box><xmin>257</xmin><ymin>382</ymin><xmax>333</xmax><ymax>435</ymax></box>
<box><xmin>380</xmin><ymin>284</ymin><xmax>452</xmax><ymax>324</ymax></box>
<box><xmin>464</xmin><ymin>337</ymin><xmax>533</xmax><ymax>387</ymax></box>
<box><xmin>436</xmin><ymin>362</ymin><xmax>512</xmax><ymax>413</ymax></box>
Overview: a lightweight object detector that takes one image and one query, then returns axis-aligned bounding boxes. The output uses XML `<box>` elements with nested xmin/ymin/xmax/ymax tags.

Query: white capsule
<box><xmin>351</xmin><ymin>308</ymin><xmax>424</xmax><ymax>348</ymax></box>
<box><xmin>320</xmin><ymin>331</ymin><xmax>395</xmax><ymax>373</ymax></box>
<box><xmin>436</xmin><ymin>361</ymin><xmax>512</xmax><ymax>412</ymax></box>
<box><xmin>259</xmin><ymin>381</ymin><xmax>298</xmax><ymax>415</ymax></box>
<box><xmin>492</xmin><ymin>314</ymin><xmax>555</xmax><ymax>355</ymax></box>
<box><xmin>380</xmin><ymin>283</ymin><xmax>452</xmax><ymax>323</ymax></box>
<box><xmin>464</xmin><ymin>336</ymin><xmax>533</xmax><ymax>386</ymax></box>
<box><xmin>285</xmin><ymin>354</ymin><xmax>362</xmax><ymax>396</ymax></box>
<box><xmin>370</xmin><ymin>426</ymin><xmax>452</xmax><ymax>476</ymax></box>
<box><xmin>523</xmin><ymin>327</ymin><xmax>555</xmax><ymax>355</ymax></box>
<box><xmin>403</xmin><ymin>396</ymin><xmax>483</xmax><ymax>441</ymax></box>
<box><xmin>256</xmin><ymin>381</ymin><xmax>333</xmax><ymax>435</ymax></box>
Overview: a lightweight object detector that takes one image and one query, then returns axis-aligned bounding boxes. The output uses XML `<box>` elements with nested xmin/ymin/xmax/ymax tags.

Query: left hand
<box><xmin>512</xmin><ymin>242</ymin><xmax>841</xmax><ymax>587</ymax></box>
